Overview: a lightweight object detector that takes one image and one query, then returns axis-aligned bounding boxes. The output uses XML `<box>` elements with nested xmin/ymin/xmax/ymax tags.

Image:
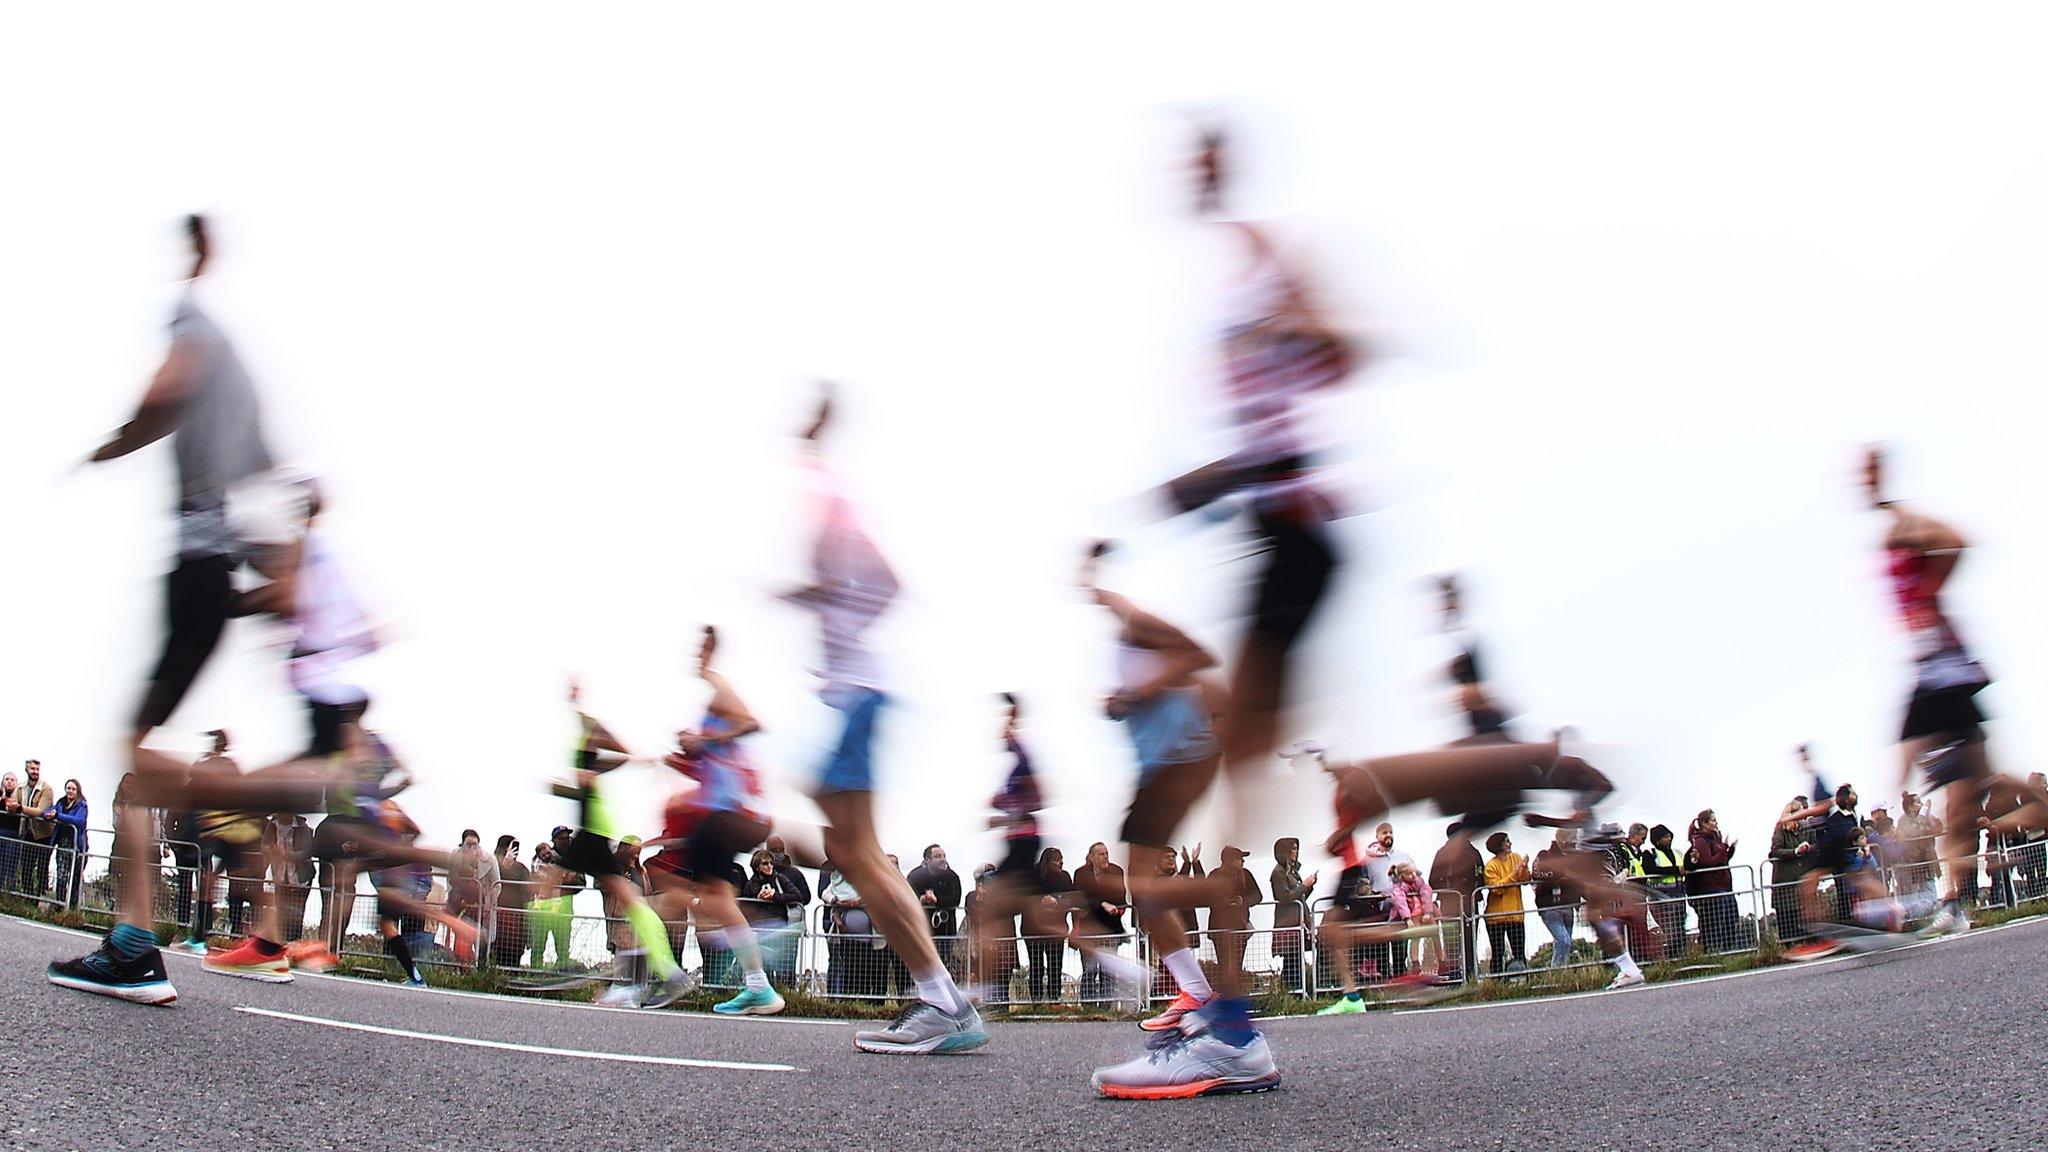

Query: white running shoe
<box><xmin>1092</xmin><ymin>1031</ymin><xmax>1282</xmax><ymax>1099</ymax></box>
<box><xmin>596</xmin><ymin>983</ymin><xmax>646</xmax><ymax>1008</ymax></box>
<box><xmin>1922</xmin><ymin>902</ymin><xmax>1971</xmax><ymax>937</ymax></box>
<box><xmin>1607</xmin><ymin>969</ymin><xmax>1645</xmax><ymax>990</ymax></box>
<box><xmin>852</xmin><ymin>1000</ymin><xmax>990</xmax><ymax>1055</ymax></box>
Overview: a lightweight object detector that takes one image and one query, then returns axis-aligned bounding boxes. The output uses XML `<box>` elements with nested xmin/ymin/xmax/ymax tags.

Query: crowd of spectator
<box><xmin>10</xmin><ymin>746</ymin><xmax>2048</xmax><ymax>1000</ymax></box>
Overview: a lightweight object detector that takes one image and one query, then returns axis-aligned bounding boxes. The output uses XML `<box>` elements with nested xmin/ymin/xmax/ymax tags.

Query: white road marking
<box><xmin>232</xmin><ymin>1005</ymin><xmax>801</xmax><ymax>1071</ymax></box>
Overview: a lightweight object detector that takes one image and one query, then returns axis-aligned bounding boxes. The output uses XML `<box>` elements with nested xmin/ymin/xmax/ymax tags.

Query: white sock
<box><xmin>1161</xmin><ymin>948</ymin><xmax>1214</xmax><ymax>1001</ymax></box>
<box><xmin>744</xmin><ymin>969</ymin><xmax>771</xmax><ymax>992</ymax></box>
<box><xmin>1092</xmin><ymin>951</ymin><xmax>1149</xmax><ymax>987</ymax></box>
<box><xmin>912</xmin><ymin>966</ymin><xmax>966</xmax><ymax>1013</ymax></box>
<box><xmin>1613</xmin><ymin>951</ymin><xmax>1642</xmax><ymax>978</ymax></box>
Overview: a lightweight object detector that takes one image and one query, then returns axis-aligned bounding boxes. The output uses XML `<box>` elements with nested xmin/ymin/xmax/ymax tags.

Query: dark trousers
<box><xmin>0</xmin><ymin>835</ymin><xmax>19</xmax><ymax>894</ymax></box>
<box><xmin>21</xmin><ymin>837</ymin><xmax>52</xmax><ymax>897</ymax></box>
<box><xmin>137</xmin><ymin>553</ymin><xmax>236</xmax><ymax>731</ymax></box>
<box><xmin>1025</xmin><ymin>937</ymin><xmax>1065</xmax><ymax>1002</ymax></box>
<box><xmin>1485</xmin><ymin>919</ymin><xmax>1526</xmax><ymax>973</ymax></box>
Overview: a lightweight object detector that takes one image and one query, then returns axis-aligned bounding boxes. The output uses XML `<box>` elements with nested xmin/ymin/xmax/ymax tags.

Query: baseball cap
<box><xmin>551</xmin><ymin>825</ymin><xmax>572</xmax><ymax>839</ymax></box>
<box><xmin>1222</xmin><ymin>845</ymin><xmax>1248</xmax><ymax>860</ymax></box>
<box><xmin>619</xmin><ymin>834</ymin><xmax>643</xmax><ymax>847</ymax></box>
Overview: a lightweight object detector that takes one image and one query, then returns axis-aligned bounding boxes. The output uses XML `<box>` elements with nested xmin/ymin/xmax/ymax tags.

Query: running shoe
<box><xmin>1316</xmin><ymin>995</ymin><xmax>1366</xmax><ymax>1016</ymax></box>
<box><xmin>170</xmin><ymin>938</ymin><xmax>208</xmax><ymax>956</ymax></box>
<box><xmin>406</xmin><ymin>972</ymin><xmax>428</xmax><ymax>987</ymax></box>
<box><xmin>1092</xmin><ymin>1031</ymin><xmax>1281</xmax><ymax>1099</ymax></box>
<box><xmin>1139</xmin><ymin>990</ymin><xmax>1206</xmax><ymax>1033</ymax></box>
<box><xmin>852</xmin><ymin>1000</ymin><xmax>990</xmax><ymax>1055</ymax></box>
<box><xmin>713</xmin><ymin>986</ymin><xmax>787</xmax><ymax>1016</ymax></box>
<box><xmin>47</xmin><ymin>940</ymin><xmax>178</xmax><ymax>1006</ymax></box>
<box><xmin>285</xmin><ymin>940</ymin><xmax>340</xmax><ymax>973</ymax></box>
<box><xmin>595</xmin><ymin>983</ymin><xmax>646</xmax><ymax>1008</ymax></box>
<box><xmin>1784</xmin><ymin>938</ymin><xmax>1844</xmax><ymax>961</ymax></box>
<box><xmin>203</xmin><ymin>938</ymin><xmax>293</xmax><ymax>983</ymax></box>
<box><xmin>638</xmin><ymin>969</ymin><xmax>698</xmax><ymax>1011</ymax></box>
<box><xmin>1606</xmin><ymin>969</ymin><xmax>1645</xmax><ymax>990</ymax></box>
<box><xmin>1922</xmin><ymin>902</ymin><xmax>1971</xmax><ymax>937</ymax></box>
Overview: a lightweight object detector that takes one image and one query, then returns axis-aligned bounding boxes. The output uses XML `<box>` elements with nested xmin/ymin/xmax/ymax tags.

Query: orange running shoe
<box><xmin>286</xmin><ymin>940</ymin><xmax>340</xmax><ymax>973</ymax></box>
<box><xmin>202</xmin><ymin>937</ymin><xmax>293</xmax><ymax>983</ymax></box>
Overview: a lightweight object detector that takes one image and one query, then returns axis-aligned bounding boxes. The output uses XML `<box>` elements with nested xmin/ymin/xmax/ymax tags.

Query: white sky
<box><xmin>5</xmin><ymin>4</ymin><xmax>2047</xmax><ymax>888</ymax></box>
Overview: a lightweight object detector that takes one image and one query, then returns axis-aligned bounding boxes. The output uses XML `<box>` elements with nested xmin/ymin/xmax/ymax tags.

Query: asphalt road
<box><xmin>3</xmin><ymin>912</ymin><xmax>2043</xmax><ymax>1151</ymax></box>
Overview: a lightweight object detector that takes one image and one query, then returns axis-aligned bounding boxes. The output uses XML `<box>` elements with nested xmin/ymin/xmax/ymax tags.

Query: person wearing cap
<box><xmin>1269</xmin><ymin>838</ymin><xmax>1316</xmax><ymax>993</ymax></box>
<box><xmin>1207</xmin><ymin>846</ymin><xmax>1263</xmax><ymax>987</ymax></box>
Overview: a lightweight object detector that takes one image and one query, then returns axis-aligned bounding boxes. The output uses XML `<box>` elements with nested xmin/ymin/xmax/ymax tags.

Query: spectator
<box><xmin>1618</xmin><ymin>824</ymin><xmax>1649</xmax><ymax>880</ymax></box>
<box><xmin>1531</xmin><ymin>828</ymin><xmax>1579</xmax><ymax>969</ymax></box>
<box><xmin>1768</xmin><ymin>796</ymin><xmax>1813</xmax><ymax>943</ymax></box>
<box><xmin>1685</xmin><ymin>809</ymin><xmax>1739</xmax><ymax>950</ymax></box>
<box><xmin>2014</xmin><ymin>773</ymin><xmax>2048</xmax><ymax>901</ymax></box>
<box><xmin>964</xmin><ymin>862</ymin><xmax>1017</xmax><ymax>1004</ymax></box>
<box><xmin>1072</xmin><ymin>842</ymin><xmax>1130</xmax><ymax>1003</ymax></box>
<box><xmin>1866</xmin><ymin>805</ymin><xmax>1898</xmax><ymax>865</ymax></box>
<box><xmin>1385</xmin><ymin>860</ymin><xmax>1442</xmax><ymax>975</ymax></box>
<box><xmin>17</xmin><ymin>760</ymin><xmax>55</xmax><ymax>898</ymax></box>
<box><xmin>445</xmin><ymin>828</ymin><xmax>500</xmax><ymax>965</ymax></box>
<box><xmin>1021</xmin><ymin>846</ymin><xmax>1073</xmax><ymax>1003</ymax></box>
<box><xmin>1207</xmin><ymin>846</ymin><xmax>1262</xmax><ymax>986</ymax></box>
<box><xmin>1894</xmin><ymin>791</ymin><xmax>1942</xmax><ymax>904</ymax></box>
<box><xmin>1480</xmin><ymin>830</ymin><xmax>1530</xmax><ymax>975</ymax></box>
<box><xmin>1268</xmin><ymin>837</ymin><xmax>1316</xmax><ymax>993</ymax></box>
<box><xmin>821</xmin><ymin>861</ymin><xmax>877</xmax><ymax>997</ymax></box>
<box><xmin>526</xmin><ymin>832</ymin><xmax>584</xmax><ymax>970</ymax></box>
<box><xmin>50</xmin><ymin>779</ymin><xmax>89</xmax><ymax>910</ymax></box>
<box><xmin>906</xmin><ymin>843</ymin><xmax>963</xmax><ymax>969</ymax></box>
<box><xmin>274</xmin><ymin>814</ymin><xmax>317</xmax><ymax>941</ymax></box>
<box><xmin>492</xmin><ymin>834</ymin><xmax>532</xmax><ymax>969</ymax></box>
<box><xmin>764</xmin><ymin>835</ymin><xmax>811</xmax><ymax>907</ymax></box>
<box><xmin>599</xmin><ymin>836</ymin><xmax>649</xmax><ymax>1001</ymax></box>
<box><xmin>1175</xmin><ymin>843</ymin><xmax>1207</xmax><ymax>945</ymax></box>
<box><xmin>1362</xmin><ymin>822</ymin><xmax>1414</xmax><ymax>894</ymax></box>
<box><xmin>725</xmin><ymin>848</ymin><xmax>799</xmax><ymax>987</ymax></box>
<box><xmin>1641</xmin><ymin>824</ymin><xmax>1687</xmax><ymax>958</ymax></box>
<box><xmin>1360</xmin><ymin>823</ymin><xmax>1416</xmax><ymax>977</ymax></box>
<box><xmin>0</xmin><ymin>770</ymin><xmax>22</xmax><ymax>895</ymax></box>
<box><xmin>1428</xmin><ymin>822</ymin><xmax>1483</xmax><ymax>928</ymax></box>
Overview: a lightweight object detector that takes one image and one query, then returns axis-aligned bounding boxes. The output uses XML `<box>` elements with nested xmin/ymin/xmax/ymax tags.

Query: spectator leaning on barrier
<box><xmin>51</xmin><ymin>779</ymin><xmax>89</xmax><ymax>909</ymax></box>
<box><xmin>1480</xmin><ymin>831</ymin><xmax>1530</xmax><ymax>975</ymax></box>
<box><xmin>1894</xmin><ymin>791</ymin><xmax>1943</xmax><ymax>903</ymax></box>
<box><xmin>906</xmin><ymin>843</ymin><xmax>963</xmax><ymax>965</ymax></box>
<box><xmin>741</xmin><ymin>847</ymin><xmax>804</xmax><ymax>986</ymax></box>
<box><xmin>1269</xmin><ymin>837</ymin><xmax>1316</xmax><ymax>992</ymax></box>
<box><xmin>18</xmin><ymin>760</ymin><xmax>55</xmax><ymax>897</ymax></box>
<box><xmin>764</xmin><ymin>835</ymin><xmax>811</xmax><ymax>907</ymax></box>
<box><xmin>1073</xmin><ymin>842</ymin><xmax>1130</xmax><ymax>1003</ymax></box>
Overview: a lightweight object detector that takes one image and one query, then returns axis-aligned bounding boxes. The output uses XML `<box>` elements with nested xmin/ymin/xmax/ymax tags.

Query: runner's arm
<box><xmin>90</xmin><ymin>339</ymin><xmax>199</xmax><ymax>462</ymax></box>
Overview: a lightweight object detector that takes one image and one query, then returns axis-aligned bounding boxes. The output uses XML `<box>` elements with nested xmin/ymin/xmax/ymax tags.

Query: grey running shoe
<box><xmin>853</xmin><ymin>1000</ymin><xmax>990</xmax><ymax>1054</ymax></box>
<box><xmin>638</xmin><ymin>969</ymin><xmax>698</xmax><ymax>1010</ymax></box>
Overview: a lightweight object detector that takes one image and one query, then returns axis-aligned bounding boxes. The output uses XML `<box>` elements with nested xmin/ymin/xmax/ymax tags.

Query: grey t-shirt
<box><xmin>169</xmin><ymin>297</ymin><xmax>271</xmax><ymax>558</ymax></box>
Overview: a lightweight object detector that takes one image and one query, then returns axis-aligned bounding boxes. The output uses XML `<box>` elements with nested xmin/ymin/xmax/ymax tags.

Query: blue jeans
<box><xmin>1539</xmin><ymin>906</ymin><xmax>1575</xmax><ymax>968</ymax></box>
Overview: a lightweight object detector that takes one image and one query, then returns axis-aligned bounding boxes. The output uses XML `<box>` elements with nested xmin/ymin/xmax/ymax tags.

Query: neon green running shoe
<box><xmin>1316</xmin><ymin>995</ymin><xmax>1367</xmax><ymax>1016</ymax></box>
